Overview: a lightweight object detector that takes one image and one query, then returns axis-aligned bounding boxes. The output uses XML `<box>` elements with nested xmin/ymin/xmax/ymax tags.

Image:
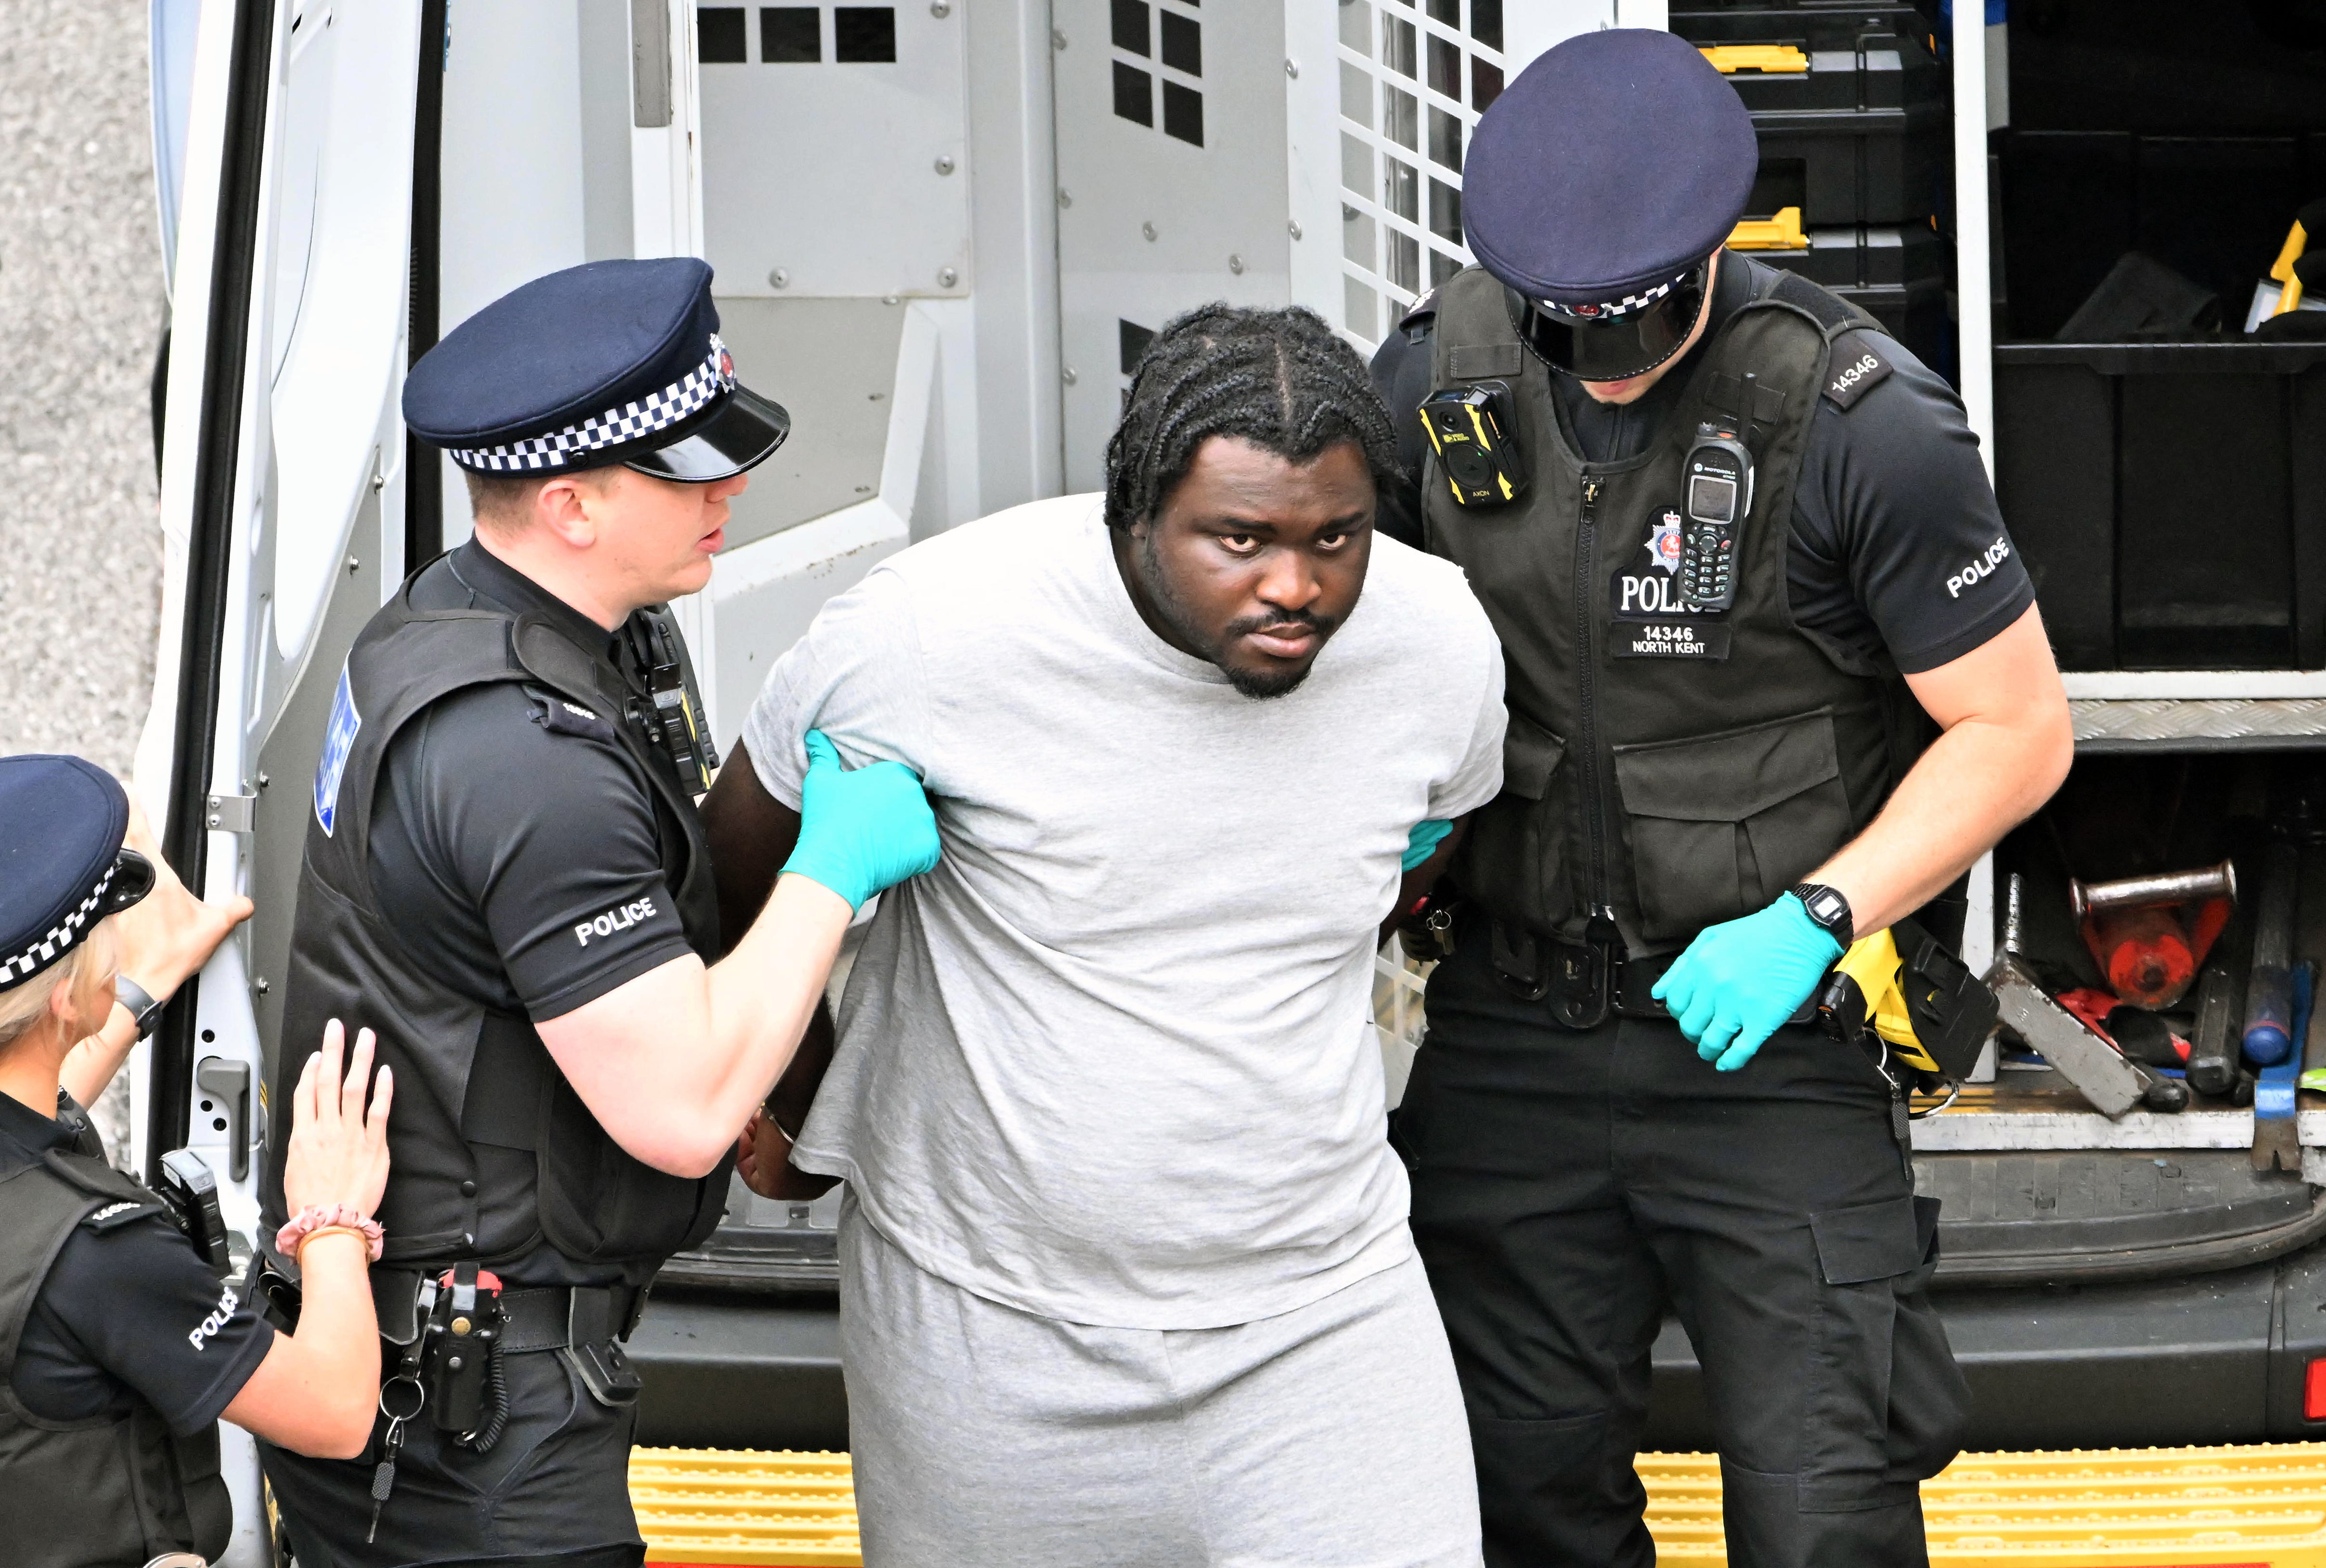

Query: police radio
<box><xmin>1679</xmin><ymin>421</ymin><xmax>1753</xmax><ymax>612</ymax></box>
<box><xmin>622</xmin><ymin>606</ymin><xmax>721</xmax><ymax>799</ymax></box>
<box><xmin>1419</xmin><ymin>382</ymin><xmax>1527</xmax><ymax>507</ymax></box>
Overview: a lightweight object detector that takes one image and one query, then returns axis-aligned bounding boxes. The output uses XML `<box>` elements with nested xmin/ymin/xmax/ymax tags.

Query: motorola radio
<box><xmin>1679</xmin><ymin>421</ymin><xmax>1753</xmax><ymax>612</ymax></box>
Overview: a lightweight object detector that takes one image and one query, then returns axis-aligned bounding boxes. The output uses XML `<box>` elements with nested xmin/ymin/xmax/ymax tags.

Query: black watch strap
<box><xmin>114</xmin><ymin>976</ymin><xmax>166</xmax><ymax>1040</ymax></box>
<box><xmin>1790</xmin><ymin>882</ymin><xmax>1855</xmax><ymax>949</ymax></box>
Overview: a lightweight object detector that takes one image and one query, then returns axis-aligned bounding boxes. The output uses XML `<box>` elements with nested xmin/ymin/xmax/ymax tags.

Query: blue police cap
<box><xmin>0</xmin><ymin>756</ymin><xmax>154</xmax><ymax>993</ymax></box>
<box><xmin>403</xmin><ymin>258</ymin><xmax>790</xmax><ymax>483</ymax></box>
<box><xmin>1462</xmin><ymin>29</ymin><xmax>1757</xmax><ymax>310</ymax></box>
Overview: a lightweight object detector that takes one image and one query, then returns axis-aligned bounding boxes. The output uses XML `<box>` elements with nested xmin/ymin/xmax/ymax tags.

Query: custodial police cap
<box><xmin>0</xmin><ymin>756</ymin><xmax>155</xmax><ymax>993</ymax></box>
<box><xmin>403</xmin><ymin>258</ymin><xmax>790</xmax><ymax>482</ymax></box>
<box><xmin>1462</xmin><ymin>29</ymin><xmax>1758</xmax><ymax>381</ymax></box>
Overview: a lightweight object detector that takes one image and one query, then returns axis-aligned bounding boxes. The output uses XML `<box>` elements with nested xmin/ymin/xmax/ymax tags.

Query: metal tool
<box><xmin>2243</xmin><ymin>840</ymin><xmax>2301</xmax><ymax>1065</ymax></box>
<box><xmin>1988</xmin><ymin>875</ymin><xmax>2161</xmax><ymax>1118</ymax></box>
<box><xmin>2068</xmin><ymin>860</ymin><xmax>2236</xmax><ymax>1011</ymax></box>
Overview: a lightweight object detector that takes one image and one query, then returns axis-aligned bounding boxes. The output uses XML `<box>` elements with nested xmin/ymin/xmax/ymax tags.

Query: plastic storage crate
<box><xmin>1731</xmin><ymin>206</ymin><xmax>1947</xmax><ymax>365</ymax></box>
<box><xmin>1675</xmin><ymin>7</ymin><xmax>1947</xmax><ymax>227</ymax></box>
<box><xmin>1995</xmin><ymin>341</ymin><xmax>2326</xmax><ymax>671</ymax></box>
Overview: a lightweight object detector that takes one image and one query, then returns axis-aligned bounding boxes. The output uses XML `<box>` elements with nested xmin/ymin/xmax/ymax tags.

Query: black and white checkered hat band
<box><xmin>1535</xmin><ymin>271</ymin><xmax>1693</xmax><ymax>322</ymax></box>
<box><xmin>448</xmin><ymin>335</ymin><xmax>737</xmax><ymax>473</ymax></box>
<box><xmin>0</xmin><ymin>861</ymin><xmax>117</xmax><ymax>990</ymax></box>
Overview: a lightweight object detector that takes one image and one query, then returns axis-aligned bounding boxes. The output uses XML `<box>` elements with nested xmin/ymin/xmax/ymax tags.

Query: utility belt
<box><xmin>1486</xmin><ymin>915</ymin><xmax>1815</xmax><ymax>1033</ymax></box>
<box><xmin>258</xmin><ymin>1259</ymin><xmax>651</xmax><ymax>1545</ymax></box>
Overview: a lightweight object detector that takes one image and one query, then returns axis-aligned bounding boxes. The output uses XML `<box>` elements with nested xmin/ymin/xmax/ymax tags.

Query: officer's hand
<box><xmin>283</xmin><ymin>1020</ymin><xmax>394</xmax><ymax>1218</ymax></box>
<box><xmin>780</xmin><ymin>729</ymin><xmax>941</xmax><ymax>912</ymax></box>
<box><xmin>1403</xmin><ymin>817</ymin><xmax>1454</xmax><ymax>872</ymax></box>
<box><xmin>1650</xmin><ymin>894</ymin><xmax>1841</xmax><ymax>1073</ymax></box>
<box><xmin>107</xmin><ymin>794</ymin><xmax>253</xmax><ymax>1004</ymax></box>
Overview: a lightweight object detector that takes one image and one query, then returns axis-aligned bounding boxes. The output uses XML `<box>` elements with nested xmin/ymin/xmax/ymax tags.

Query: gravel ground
<box><xmin>0</xmin><ymin>0</ymin><xmax>165</xmax><ymax>777</ymax></box>
<box><xmin>1</xmin><ymin>2</ymin><xmax>164</xmax><ymax>1159</ymax></box>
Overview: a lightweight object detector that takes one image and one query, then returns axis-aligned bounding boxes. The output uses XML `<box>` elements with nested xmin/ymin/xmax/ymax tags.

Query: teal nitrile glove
<box><xmin>1403</xmin><ymin>817</ymin><xmax>1454</xmax><ymax>872</ymax></box>
<box><xmin>779</xmin><ymin>729</ymin><xmax>941</xmax><ymax>911</ymax></box>
<box><xmin>1650</xmin><ymin>893</ymin><xmax>1843</xmax><ymax>1073</ymax></box>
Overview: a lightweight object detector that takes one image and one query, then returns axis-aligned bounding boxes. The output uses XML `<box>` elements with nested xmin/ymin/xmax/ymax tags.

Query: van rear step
<box><xmin>634</xmin><ymin>1445</ymin><xmax>2326</xmax><ymax>1566</ymax></box>
<box><xmin>1647</xmin><ymin>1445</ymin><xmax>2326</xmax><ymax>1565</ymax></box>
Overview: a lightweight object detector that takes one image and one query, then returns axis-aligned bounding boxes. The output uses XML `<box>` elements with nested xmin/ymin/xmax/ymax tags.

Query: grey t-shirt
<box><xmin>743</xmin><ymin>494</ymin><xmax>1506</xmax><ymax>1329</ymax></box>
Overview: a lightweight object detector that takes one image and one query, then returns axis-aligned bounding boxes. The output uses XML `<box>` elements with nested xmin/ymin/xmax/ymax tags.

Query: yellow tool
<box><xmin>1698</xmin><ymin>44</ymin><xmax>1809</xmax><ymax>74</ymax></box>
<box><xmin>2271</xmin><ymin>214</ymin><xmax>2311</xmax><ymax>315</ymax></box>
<box><xmin>1819</xmin><ymin>927</ymin><xmax>1958</xmax><ymax>1079</ymax></box>
<box><xmin>1726</xmin><ymin>206</ymin><xmax>1807</xmax><ymax>252</ymax></box>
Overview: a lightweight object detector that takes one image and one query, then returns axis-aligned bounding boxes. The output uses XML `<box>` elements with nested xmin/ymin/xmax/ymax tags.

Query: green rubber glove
<box><xmin>1403</xmin><ymin>818</ymin><xmax>1454</xmax><ymax>872</ymax></box>
<box><xmin>780</xmin><ymin>730</ymin><xmax>941</xmax><ymax>911</ymax></box>
<box><xmin>1650</xmin><ymin>893</ymin><xmax>1842</xmax><ymax>1073</ymax></box>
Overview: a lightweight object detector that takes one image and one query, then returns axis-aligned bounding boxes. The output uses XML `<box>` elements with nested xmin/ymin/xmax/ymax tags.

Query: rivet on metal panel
<box><xmin>1142</xmin><ymin>221</ymin><xmax>1157</xmax><ymax>241</ymax></box>
<box><xmin>938</xmin><ymin>267</ymin><xmax>958</xmax><ymax>287</ymax></box>
<box><xmin>1063</xmin><ymin>367</ymin><xmax>1079</xmax><ymax>385</ymax></box>
<box><xmin>1289</xmin><ymin>220</ymin><xmax>1303</xmax><ymax>240</ymax></box>
<box><xmin>1285</xmin><ymin>58</ymin><xmax>1299</xmax><ymax>78</ymax></box>
<box><xmin>370</xmin><ymin>472</ymin><xmax>385</xmax><ymax>492</ymax></box>
<box><xmin>934</xmin><ymin>155</ymin><xmax>956</xmax><ymax>175</ymax></box>
<box><xmin>1229</xmin><ymin>254</ymin><xmax>1245</xmax><ymax>274</ymax></box>
<box><xmin>930</xmin><ymin>0</ymin><xmax>950</xmax><ymax>14</ymax></box>
<box><xmin>882</xmin><ymin>295</ymin><xmax>900</xmax><ymax>305</ymax></box>
<box><xmin>253</xmin><ymin>977</ymin><xmax>270</xmax><ymax>994</ymax></box>
<box><xmin>347</xmin><ymin>556</ymin><xmax>360</xmax><ymax>573</ymax></box>
<box><xmin>1052</xmin><ymin>28</ymin><xmax>1066</xmax><ymax>49</ymax></box>
<box><xmin>768</xmin><ymin>268</ymin><xmax>789</xmax><ymax>288</ymax></box>
<box><xmin>1058</xmin><ymin>188</ymin><xmax>1073</xmax><ymax>207</ymax></box>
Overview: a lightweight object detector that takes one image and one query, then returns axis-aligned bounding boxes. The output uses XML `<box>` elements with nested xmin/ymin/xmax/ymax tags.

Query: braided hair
<box><xmin>1103</xmin><ymin>304</ymin><xmax>1403</xmax><ymax>531</ymax></box>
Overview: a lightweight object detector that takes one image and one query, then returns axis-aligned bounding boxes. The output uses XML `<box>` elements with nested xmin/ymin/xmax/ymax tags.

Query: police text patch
<box><xmin>1614</xmin><ymin>622</ymin><xmax>1732</xmax><ymax>659</ymax></box>
<box><xmin>1822</xmin><ymin>339</ymin><xmax>1894</xmax><ymax>410</ymax></box>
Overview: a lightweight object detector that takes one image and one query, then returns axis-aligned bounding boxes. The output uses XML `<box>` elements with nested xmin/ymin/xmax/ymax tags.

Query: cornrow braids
<box><xmin>1103</xmin><ymin>304</ymin><xmax>1404</xmax><ymax>531</ymax></box>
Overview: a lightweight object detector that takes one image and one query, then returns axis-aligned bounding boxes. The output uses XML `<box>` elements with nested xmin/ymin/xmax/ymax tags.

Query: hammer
<box><xmin>2068</xmin><ymin>861</ymin><xmax>2238</xmax><ymax>1011</ymax></box>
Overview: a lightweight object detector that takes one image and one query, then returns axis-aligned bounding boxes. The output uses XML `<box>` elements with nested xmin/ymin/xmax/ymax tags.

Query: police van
<box><xmin>136</xmin><ymin>0</ymin><xmax>2325</xmax><ymax>1557</ymax></box>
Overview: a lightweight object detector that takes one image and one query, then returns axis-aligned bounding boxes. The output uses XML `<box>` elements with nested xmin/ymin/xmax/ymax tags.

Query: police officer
<box><xmin>257</xmin><ymin>258</ymin><xmax>941</xmax><ymax>1568</ymax></box>
<box><xmin>0</xmin><ymin>753</ymin><xmax>395</xmax><ymax>1568</ymax></box>
<box><xmin>1375</xmin><ymin>32</ymin><xmax>2075</xmax><ymax>1567</ymax></box>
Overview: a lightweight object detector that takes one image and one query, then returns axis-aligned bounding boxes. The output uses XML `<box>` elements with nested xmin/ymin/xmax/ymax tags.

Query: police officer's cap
<box><xmin>0</xmin><ymin>757</ymin><xmax>155</xmax><ymax>994</ymax></box>
<box><xmin>403</xmin><ymin>258</ymin><xmax>790</xmax><ymax>483</ymax></box>
<box><xmin>1463</xmin><ymin>29</ymin><xmax>1757</xmax><ymax>381</ymax></box>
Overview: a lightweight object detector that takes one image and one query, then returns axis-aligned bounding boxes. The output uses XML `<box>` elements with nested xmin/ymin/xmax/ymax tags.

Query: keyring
<box><xmin>379</xmin><ymin>1374</ymin><xmax>426</xmax><ymax>1422</ymax></box>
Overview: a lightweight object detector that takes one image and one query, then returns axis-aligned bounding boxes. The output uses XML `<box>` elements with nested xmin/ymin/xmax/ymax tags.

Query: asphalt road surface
<box><xmin>1</xmin><ymin>2</ymin><xmax>163</xmax><ymax>1156</ymax></box>
<box><xmin>0</xmin><ymin>0</ymin><xmax>165</xmax><ymax>778</ymax></box>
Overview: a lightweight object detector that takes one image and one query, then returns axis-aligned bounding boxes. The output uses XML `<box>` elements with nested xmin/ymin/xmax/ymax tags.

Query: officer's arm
<box><xmin>534</xmin><ymin>877</ymin><xmax>854</xmax><ymax>1178</ymax></box>
<box><xmin>701</xmin><ymin>740</ymin><xmax>839</xmax><ymax>1196</ymax></box>
<box><xmin>1381</xmin><ymin>816</ymin><xmax>1468</xmax><ymax>946</ymax></box>
<box><xmin>1807</xmin><ymin>604</ymin><xmax>2072</xmax><ymax>933</ymax></box>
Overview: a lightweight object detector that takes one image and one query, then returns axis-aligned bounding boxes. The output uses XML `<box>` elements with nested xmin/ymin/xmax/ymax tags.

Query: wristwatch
<box><xmin>1790</xmin><ymin>882</ymin><xmax>1855</xmax><ymax>950</ymax></box>
<box><xmin>113</xmin><ymin>976</ymin><xmax>167</xmax><ymax>1040</ymax></box>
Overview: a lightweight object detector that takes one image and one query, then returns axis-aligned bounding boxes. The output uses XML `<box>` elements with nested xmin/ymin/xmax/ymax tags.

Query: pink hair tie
<box><xmin>274</xmin><ymin>1203</ymin><xmax>385</xmax><ymax>1264</ymax></box>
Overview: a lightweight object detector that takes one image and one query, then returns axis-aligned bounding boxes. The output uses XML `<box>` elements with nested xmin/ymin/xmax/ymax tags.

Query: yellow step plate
<box><xmin>635</xmin><ymin>1444</ymin><xmax>2326</xmax><ymax>1567</ymax></box>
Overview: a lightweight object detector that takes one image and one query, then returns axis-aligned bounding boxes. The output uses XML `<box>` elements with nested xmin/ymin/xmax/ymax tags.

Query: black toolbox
<box><xmin>1994</xmin><ymin>342</ymin><xmax>2326</xmax><ymax>672</ymax></box>
<box><xmin>1672</xmin><ymin>4</ymin><xmax>1947</xmax><ymax>227</ymax></box>
<box><xmin>1731</xmin><ymin>211</ymin><xmax>1946</xmax><ymax>365</ymax></box>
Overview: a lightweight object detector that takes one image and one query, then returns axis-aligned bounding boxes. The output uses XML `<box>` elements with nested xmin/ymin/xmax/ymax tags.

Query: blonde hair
<box><xmin>0</xmin><ymin>920</ymin><xmax>117</xmax><ymax>1056</ymax></box>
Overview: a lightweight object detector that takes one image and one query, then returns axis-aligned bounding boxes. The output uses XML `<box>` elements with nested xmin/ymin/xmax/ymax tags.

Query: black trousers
<box><xmin>262</xmin><ymin>1348</ymin><xmax>644</xmax><ymax>1568</ymax></box>
<box><xmin>1397</xmin><ymin>934</ymin><xmax>1969</xmax><ymax>1568</ymax></box>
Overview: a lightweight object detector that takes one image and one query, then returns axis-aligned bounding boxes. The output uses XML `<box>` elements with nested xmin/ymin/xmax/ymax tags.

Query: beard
<box><xmin>1138</xmin><ymin>529</ymin><xmax>1337</xmax><ymax>700</ymax></box>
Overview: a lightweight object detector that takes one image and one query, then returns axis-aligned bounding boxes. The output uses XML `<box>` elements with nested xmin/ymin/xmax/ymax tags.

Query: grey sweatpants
<box><xmin>839</xmin><ymin>1198</ymin><xmax>1485</xmax><ymax>1568</ymax></box>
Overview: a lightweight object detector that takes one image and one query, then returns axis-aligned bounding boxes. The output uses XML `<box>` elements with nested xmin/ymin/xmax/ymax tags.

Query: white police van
<box><xmin>136</xmin><ymin>1</ymin><xmax>2326</xmax><ymax>1558</ymax></box>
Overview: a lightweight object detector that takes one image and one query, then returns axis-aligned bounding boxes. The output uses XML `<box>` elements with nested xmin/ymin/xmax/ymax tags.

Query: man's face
<box><xmin>590</xmin><ymin>466</ymin><xmax>749</xmax><ymax>602</ymax></box>
<box><xmin>1576</xmin><ymin>247</ymin><xmax>1722</xmax><ymax>406</ymax></box>
<box><xmin>1115</xmin><ymin>435</ymin><xmax>1375</xmax><ymax>699</ymax></box>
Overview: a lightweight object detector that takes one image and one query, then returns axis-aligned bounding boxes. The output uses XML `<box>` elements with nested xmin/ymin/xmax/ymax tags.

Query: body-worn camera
<box><xmin>1419</xmin><ymin>382</ymin><xmax>1528</xmax><ymax>506</ymax></box>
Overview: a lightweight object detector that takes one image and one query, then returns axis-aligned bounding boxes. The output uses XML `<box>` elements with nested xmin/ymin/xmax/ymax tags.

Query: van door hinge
<box><xmin>206</xmin><ymin>790</ymin><xmax>257</xmax><ymax>833</ymax></box>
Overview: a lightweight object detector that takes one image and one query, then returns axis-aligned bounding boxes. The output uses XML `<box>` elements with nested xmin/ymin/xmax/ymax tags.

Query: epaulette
<box><xmin>1396</xmin><ymin>289</ymin><xmax>1439</xmax><ymax>339</ymax></box>
<box><xmin>82</xmin><ymin>1197</ymin><xmax>162</xmax><ymax>1233</ymax></box>
<box><xmin>524</xmin><ymin>684</ymin><xmax>619</xmax><ymax>742</ymax></box>
<box><xmin>1821</xmin><ymin>330</ymin><xmax>1896</xmax><ymax>411</ymax></box>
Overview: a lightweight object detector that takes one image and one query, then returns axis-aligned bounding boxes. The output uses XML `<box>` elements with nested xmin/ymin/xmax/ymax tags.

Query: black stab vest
<box><xmin>1423</xmin><ymin>260</ymin><xmax>1919</xmax><ymax>964</ymax></box>
<box><xmin>0</xmin><ymin>1148</ymin><xmax>233</xmax><ymax>1568</ymax></box>
<box><xmin>260</xmin><ymin>573</ymin><xmax>729</xmax><ymax>1279</ymax></box>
